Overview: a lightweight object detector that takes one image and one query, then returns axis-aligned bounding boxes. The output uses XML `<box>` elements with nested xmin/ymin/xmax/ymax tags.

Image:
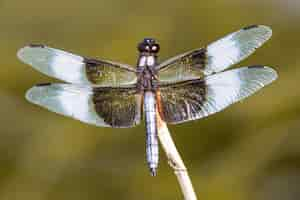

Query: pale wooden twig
<box><xmin>156</xmin><ymin>111</ymin><xmax>197</xmax><ymax>200</ymax></box>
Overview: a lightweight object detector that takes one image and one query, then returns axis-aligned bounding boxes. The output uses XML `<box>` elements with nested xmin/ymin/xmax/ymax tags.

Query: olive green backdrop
<box><xmin>0</xmin><ymin>0</ymin><xmax>299</xmax><ymax>199</ymax></box>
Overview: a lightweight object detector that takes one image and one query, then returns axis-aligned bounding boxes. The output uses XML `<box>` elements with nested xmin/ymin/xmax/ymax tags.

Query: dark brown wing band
<box><xmin>158</xmin><ymin>79</ymin><xmax>207</xmax><ymax>123</ymax></box>
<box><xmin>92</xmin><ymin>87</ymin><xmax>142</xmax><ymax>127</ymax></box>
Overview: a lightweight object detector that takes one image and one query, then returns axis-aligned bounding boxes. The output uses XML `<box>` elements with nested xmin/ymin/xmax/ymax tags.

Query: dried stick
<box><xmin>156</xmin><ymin>112</ymin><xmax>197</xmax><ymax>200</ymax></box>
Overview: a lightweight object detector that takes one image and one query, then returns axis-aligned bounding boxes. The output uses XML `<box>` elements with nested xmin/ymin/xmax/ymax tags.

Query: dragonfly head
<box><xmin>138</xmin><ymin>38</ymin><xmax>160</xmax><ymax>54</ymax></box>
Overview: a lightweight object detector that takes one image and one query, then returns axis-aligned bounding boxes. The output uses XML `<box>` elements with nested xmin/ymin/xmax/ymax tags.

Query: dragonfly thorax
<box><xmin>137</xmin><ymin>55</ymin><xmax>158</xmax><ymax>92</ymax></box>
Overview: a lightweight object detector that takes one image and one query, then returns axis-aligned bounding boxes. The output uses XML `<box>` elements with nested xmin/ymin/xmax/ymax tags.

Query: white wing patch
<box><xmin>50</xmin><ymin>50</ymin><xmax>88</xmax><ymax>84</ymax></box>
<box><xmin>206</xmin><ymin>33</ymin><xmax>240</xmax><ymax>73</ymax></box>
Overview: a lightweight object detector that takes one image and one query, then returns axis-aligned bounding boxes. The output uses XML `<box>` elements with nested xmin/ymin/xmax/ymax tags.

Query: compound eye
<box><xmin>138</xmin><ymin>43</ymin><xmax>147</xmax><ymax>52</ymax></box>
<box><xmin>145</xmin><ymin>45</ymin><xmax>150</xmax><ymax>51</ymax></box>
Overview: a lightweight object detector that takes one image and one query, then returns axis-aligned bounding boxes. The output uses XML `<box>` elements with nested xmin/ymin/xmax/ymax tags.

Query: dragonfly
<box><xmin>18</xmin><ymin>25</ymin><xmax>277</xmax><ymax>176</ymax></box>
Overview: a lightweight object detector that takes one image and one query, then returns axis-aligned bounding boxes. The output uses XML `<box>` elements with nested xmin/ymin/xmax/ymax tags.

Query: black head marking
<box><xmin>243</xmin><ymin>25</ymin><xmax>258</xmax><ymax>30</ymax></box>
<box><xmin>137</xmin><ymin>38</ymin><xmax>160</xmax><ymax>53</ymax></box>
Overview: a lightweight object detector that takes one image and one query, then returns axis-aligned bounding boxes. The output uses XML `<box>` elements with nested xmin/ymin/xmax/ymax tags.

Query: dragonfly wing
<box><xmin>157</xmin><ymin>25</ymin><xmax>272</xmax><ymax>83</ymax></box>
<box><xmin>26</xmin><ymin>83</ymin><xmax>142</xmax><ymax>128</ymax></box>
<box><xmin>158</xmin><ymin>66</ymin><xmax>277</xmax><ymax>124</ymax></box>
<box><xmin>18</xmin><ymin>45</ymin><xmax>137</xmax><ymax>86</ymax></box>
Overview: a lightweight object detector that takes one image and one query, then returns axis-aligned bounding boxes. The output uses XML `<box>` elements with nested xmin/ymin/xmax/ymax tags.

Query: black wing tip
<box><xmin>35</xmin><ymin>83</ymin><xmax>52</xmax><ymax>87</ymax></box>
<box><xmin>28</xmin><ymin>44</ymin><xmax>46</xmax><ymax>48</ymax></box>
<box><xmin>243</xmin><ymin>25</ymin><xmax>259</xmax><ymax>30</ymax></box>
<box><xmin>243</xmin><ymin>25</ymin><xmax>272</xmax><ymax>33</ymax></box>
<box><xmin>247</xmin><ymin>65</ymin><xmax>265</xmax><ymax>69</ymax></box>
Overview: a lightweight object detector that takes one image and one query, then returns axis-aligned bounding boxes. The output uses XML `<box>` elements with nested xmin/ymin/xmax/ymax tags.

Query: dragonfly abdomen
<box><xmin>144</xmin><ymin>91</ymin><xmax>159</xmax><ymax>176</ymax></box>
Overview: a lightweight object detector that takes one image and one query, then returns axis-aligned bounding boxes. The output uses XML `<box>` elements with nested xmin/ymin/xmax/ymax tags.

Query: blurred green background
<box><xmin>0</xmin><ymin>0</ymin><xmax>299</xmax><ymax>199</ymax></box>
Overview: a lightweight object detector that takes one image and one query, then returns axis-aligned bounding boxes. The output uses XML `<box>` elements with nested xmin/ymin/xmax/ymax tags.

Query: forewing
<box><xmin>158</xmin><ymin>66</ymin><xmax>277</xmax><ymax>124</ymax></box>
<box><xmin>26</xmin><ymin>83</ymin><xmax>141</xmax><ymax>128</ymax></box>
<box><xmin>18</xmin><ymin>45</ymin><xmax>137</xmax><ymax>86</ymax></box>
<box><xmin>157</xmin><ymin>25</ymin><xmax>272</xmax><ymax>82</ymax></box>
